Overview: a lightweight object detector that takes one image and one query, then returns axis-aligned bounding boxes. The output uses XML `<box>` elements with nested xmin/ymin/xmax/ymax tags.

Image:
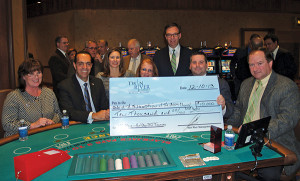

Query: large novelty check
<box><xmin>109</xmin><ymin>76</ymin><xmax>224</xmax><ymax>136</ymax></box>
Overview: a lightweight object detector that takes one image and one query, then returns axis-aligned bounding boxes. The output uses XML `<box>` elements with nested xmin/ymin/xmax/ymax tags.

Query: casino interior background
<box><xmin>1</xmin><ymin>0</ymin><xmax>300</xmax><ymax>137</ymax></box>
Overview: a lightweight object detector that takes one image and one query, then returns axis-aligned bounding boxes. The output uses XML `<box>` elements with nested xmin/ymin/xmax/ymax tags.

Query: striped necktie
<box><xmin>83</xmin><ymin>83</ymin><xmax>92</xmax><ymax>112</ymax></box>
<box><xmin>171</xmin><ymin>49</ymin><xmax>176</xmax><ymax>74</ymax></box>
<box><xmin>243</xmin><ymin>80</ymin><xmax>263</xmax><ymax>124</ymax></box>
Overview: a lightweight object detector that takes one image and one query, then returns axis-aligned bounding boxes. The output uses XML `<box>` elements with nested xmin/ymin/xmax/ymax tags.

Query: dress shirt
<box><xmin>248</xmin><ymin>71</ymin><xmax>272</xmax><ymax>121</ymax></box>
<box><xmin>75</xmin><ymin>74</ymin><xmax>96</xmax><ymax>123</ymax></box>
<box><xmin>128</xmin><ymin>53</ymin><xmax>141</xmax><ymax>74</ymax></box>
<box><xmin>168</xmin><ymin>44</ymin><xmax>181</xmax><ymax>70</ymax></box>
<box><xmin>272</xmin><ymin>46</ymin><xmax>279</xmax><ymax>60</ymax></box>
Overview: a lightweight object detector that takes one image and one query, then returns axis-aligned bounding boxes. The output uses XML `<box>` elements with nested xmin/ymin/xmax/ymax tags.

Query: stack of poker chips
<box><xmin>74</xmin><ymin>150</ymin><xmax>169</xmax><ymax>174</ymax></box>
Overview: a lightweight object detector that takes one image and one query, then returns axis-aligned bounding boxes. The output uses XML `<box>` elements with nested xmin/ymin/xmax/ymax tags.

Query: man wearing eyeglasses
<box><xmin>84</xmin><ymin>40</ymin><xmax>103</xmax><ymax>76</ymax></box>
<box><xmin>124</xmin><ymin>39</ymin><xmax>151</xmax><ymax>75</ymax></box>
<box><xmin>58</xmin><ymin>51</ymin><xmax>109</xmax><ymax>123</ymax></box>
<box><xmin>153</xmin><ymin>23</ymin><xmax>192</xmax><ymax>76</ymax></box>
<box><xmin>48</xmin><ymin>35</ymin><xmax>70</xmax><ymax>97</ymax></box>
<box><xmin>68</xmin><ymin>40</ymin><xmax>101</xmax><ymax>77</ymax></box>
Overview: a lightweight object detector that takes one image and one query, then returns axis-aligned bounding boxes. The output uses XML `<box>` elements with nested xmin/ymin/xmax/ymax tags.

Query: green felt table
<box><xmin>0</xmin><ymin>121</ymin><xmax>296</xmax><ymax>181</ymax></box>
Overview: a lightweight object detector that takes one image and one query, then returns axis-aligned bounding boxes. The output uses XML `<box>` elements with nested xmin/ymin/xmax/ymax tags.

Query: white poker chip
<box><xmin>203</xmin><ymin>156</ymin><xmax>219</xmax><ymax>162</ymax></box>
<box><xmin>203</xmin><ymin>158</ymin><xmax>209</xmax><ymax>162</ymax></box>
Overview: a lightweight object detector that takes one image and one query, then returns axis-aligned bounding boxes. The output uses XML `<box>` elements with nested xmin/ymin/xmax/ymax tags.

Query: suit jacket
<box><xmin>230</xmin><ymin>47</ymin><xmax>251</xmax><ymax>100</ymax></box>
<box><xmin>218</xmin><ymin>78</ymin><xmax>234</xmax><ymax>119</ymax></box>
<box><xmin>123</xmin><ymin>54</ymin><xmax>151</xmax><ymax>72</ymax></box>
<box><xmin>153</xmin><ymin>45</ymin><xmax>192</xmax><ymax>76</ymax></box>
<box><xmin>48</xmin><ymin>49</ymin><xmax>70</xmax><ymax>96</ymax></box>
<box><xmin>273</xmin><ymin>47</ymin><xmax>297</xmax><ymax>80</ymax></box>
<box><xmin>227</xmin><ymin>72</ymin><xmax>300</xmax><ymax>175</ymax></box>
<box><xmin>57</xmin><ymin>75</ymin><xmax>109</xmax><ymax>123</ymax></box>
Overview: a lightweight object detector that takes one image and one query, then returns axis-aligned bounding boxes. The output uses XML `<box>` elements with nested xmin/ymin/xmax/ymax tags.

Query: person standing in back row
<box><xmin>264</xmin><ymin>34</ymin><xmax>297</xmax><ymax>80</ymax></box>
<box><xmin>48</xmin><ymin>35</ymin><xmax>70</xmax><ymax>97</ymax></box>
<box><xmin>153</xmin><ymin>23</ymin><xmax>192</xmax><ymax>76</ymax></box>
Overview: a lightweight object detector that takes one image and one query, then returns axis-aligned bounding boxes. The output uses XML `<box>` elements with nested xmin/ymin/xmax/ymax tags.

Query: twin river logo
<box><xmin>128</xmin><ymin>79</ymin><xmax>150</xmax><ymax>93</ymax></box>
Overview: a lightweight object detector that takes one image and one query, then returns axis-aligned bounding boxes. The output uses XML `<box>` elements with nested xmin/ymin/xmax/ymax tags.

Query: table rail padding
<box><xmin>0</xmin><ymin>121</ymin><xmax>81</xmax><ymax>145</ymax></box>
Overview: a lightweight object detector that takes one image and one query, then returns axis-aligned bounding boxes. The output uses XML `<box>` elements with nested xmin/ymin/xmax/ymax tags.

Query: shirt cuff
<box><xmin>222</xmin><ymin>106</ymin><xmax>226</xmax><ymax>116</ymax></box>
<box><xmin>87</xmin><ymin>112</ymin><xmax>94</xmax><ymax>124</ymax></box>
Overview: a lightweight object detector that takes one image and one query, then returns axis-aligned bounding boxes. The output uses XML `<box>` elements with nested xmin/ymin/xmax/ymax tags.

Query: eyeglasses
<box><xmin>87</xmin><ymin>47</ymin><xmax>97</xmax><ymax>50</ymax></box>
<box><xmin>141</xmin><ymin>68</ymin><xmax>153</xmax><ymax>73</ymax></box>
<box><xmin>27</xmin><ymin>71</ymin><xmax>42</xmax><ymax>77</ymax></box>
<box><xmin>61</xmin><ymin>42</ymin><xmax>69</xmax><ymax>45</ymax></box>
<box><xmin>76</xmin><ymin>62</ymin><xmax>92</xmax><ymax>67</ymax></box>
<box><xmin>165</xmin><ymin>33</ymin><xmax>180</xmax><ymax>38</ymax></box>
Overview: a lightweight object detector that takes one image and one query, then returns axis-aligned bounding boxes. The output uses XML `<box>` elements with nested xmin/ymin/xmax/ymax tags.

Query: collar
<box><xmin>57</xmin><ymin>48</ymin><xmax>67</xmax><ymax>57</ymax></box>
<box><xmin>272</xmin><ymin>46</ymin><xmax>279</xmax><ymax>56</ymax></box>
<box><xmin>168</xmin><ymin>44</ymin><xmax>180</xmax><ymax>54</ymax></box>
<box><xmin>258</xmin><ymin>70</ymin><xmax>272</xmax><ymax>87</ymax></box>
<box><xmin>132</xmin><ymin>53</ymin><xmax>141</xmax><ymax>60</ymax></box>
<box><xmin>75</xmin><ymin>74</ymin><xmax>90</xmax><ymax>87</ymax></box>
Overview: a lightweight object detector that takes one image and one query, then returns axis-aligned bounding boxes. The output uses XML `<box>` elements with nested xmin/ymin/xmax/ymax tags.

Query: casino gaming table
<box><xmin>0</xmin><ymin>121</ymin><xmax>297</xmax><ymax>181</ymax></box>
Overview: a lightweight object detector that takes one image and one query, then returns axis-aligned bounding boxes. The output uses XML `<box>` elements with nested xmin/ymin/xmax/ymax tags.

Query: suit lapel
<box><xmin>56</xmin><ymin>49</ymin><xmax>70</xmax><ymax>66</ymax></box>
<box><xmin>176</xmin><ymin>46</ymin><xmax>186</xmax><ymax>75</ymax></box>
<box><xmin>163</xmin><ymin>48</ymin><xmax>174</xmax><ymax>74</ymax></box>
<box><xmin>260</xmin><ymin>72</ymin><xmax>276</xmax><ymax>117</ymax></box>
<box><xmin>72</xmin><ymin>75</ymin><xmax>87</xmax><ymax>111</ymax></box>
<box><xmin>89</xmin><ymin>77</ymin><xmax>97</xmax><ymax>107</ymax></box>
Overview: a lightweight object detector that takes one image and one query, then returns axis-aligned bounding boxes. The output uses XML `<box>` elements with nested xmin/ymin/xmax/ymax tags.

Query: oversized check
<box><xmin>109</xmin><ymin>76</ymin><xmax>224</xmax><ymax>136</ymax></box>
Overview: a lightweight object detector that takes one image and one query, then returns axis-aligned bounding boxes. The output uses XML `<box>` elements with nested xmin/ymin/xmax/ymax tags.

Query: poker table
<box><xmin>0</xmin><ymin>121</ymin><xmax>297</xmax><ymax>181</ymax></box>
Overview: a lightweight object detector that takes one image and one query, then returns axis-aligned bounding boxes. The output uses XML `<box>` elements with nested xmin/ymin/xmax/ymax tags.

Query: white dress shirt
<box><xmin>75</xmin><ymin>74</ymin><xmax>96</xmax><ymax>123</ymax></box>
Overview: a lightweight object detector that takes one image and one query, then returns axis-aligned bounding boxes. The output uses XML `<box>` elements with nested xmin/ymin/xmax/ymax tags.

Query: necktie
<box><xmin>171</xmin><ymin>49</ymin><xmax>176</xmax><ymax>74</ymax></box>
<box><xmin>271</xmin><ymin>52</ymin><xmax>275</xmax><ymax>60</ymax></box>
<box><xmin>243</xmin><ymin>80</ymin><xmax>263</xmax><ymax>124</ymax></box>
<box><xmin>83</xmin><ymin>83</ymin><xmax>92</xmax><ymax>112</ymax></box>
<box><xmin>132</xmin><ymin>58</ymin><xmax>137</xmax><ymax>73</ymax></box>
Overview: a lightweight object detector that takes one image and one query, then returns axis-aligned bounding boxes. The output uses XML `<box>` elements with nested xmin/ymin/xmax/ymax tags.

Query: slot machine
<box><xmin>141</xmin><ymin>41</ymin><xmax>160</xmax><ymax>58</ymax></box>
<box><xmin>118</xmin><ymin>42</ymin><xmax>129</xmax><ymax>57</ymax></box>
<box><xmin>220</xmin><ymin>47</ymin><xmax>237</xmax><ymax>79</ymax></box>
<box><xmin>199</xmin><ymin>48</ymin><xmax>220</xmax><ymax>75</ymax></box>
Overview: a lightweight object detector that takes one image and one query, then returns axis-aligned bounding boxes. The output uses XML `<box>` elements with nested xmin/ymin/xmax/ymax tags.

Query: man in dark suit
<box><xmin>264</xmin><ymin>34</ymin><xmax>297</xmax><ymax>80</ymax></box>
<box><xmin>96</xmin><ymin>39</ymin><xmax>109</xmax><ymax>72</ymax></box>
<box><xmin>58</xmin><ymin>51</ymin><xmax>109</xmax><ymax>123</ymax></box>
<box><xmin>85</xmin><ymin>40</ymin><xmax>102</xmax><ymax>76</ymax></box>
<box><xmin>230</xmin><ymin>34</ymin><xmax>263</xmax><ymax>100</ymax></box>
<box><xmin>153</xmin><ymin>23</ymin><xmax>192</xmax><ymax>76</ymax></box>
<box><xmin>48</xmin><ymin>36</ymin><xmax>70</xmax><ymax>96</ymax></box>
<box><xmin>189</xmin><ymin>52</ymin><xmax>234</xmax><ymax>119</ymax></box>
<box><xmin>227</xmin><ymin>48</ymin><xmax>300</xmax><ymax>180</ymax></box>
<box><xmin>123</xmin><ymin>39</ymin><xmax>151</xmax><ymax>75</ymax></box>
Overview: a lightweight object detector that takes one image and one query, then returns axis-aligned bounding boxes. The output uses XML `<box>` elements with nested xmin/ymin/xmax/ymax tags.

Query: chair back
<box><xmin>0</xmin><ymin>89</ymin><xmax>12</xmax><ymax>138</ymax></box>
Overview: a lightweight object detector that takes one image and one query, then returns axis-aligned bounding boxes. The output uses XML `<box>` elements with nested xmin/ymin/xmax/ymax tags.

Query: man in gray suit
<box><xmin>227</xmin><ymin>48</ymin><xmax>300</xmax><ymax>180</ymax></box>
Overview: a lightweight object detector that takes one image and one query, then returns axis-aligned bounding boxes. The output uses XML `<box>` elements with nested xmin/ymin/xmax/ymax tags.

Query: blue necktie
<box><xmin>83</xmin><ymin>83</ymin><xmax>92</xmax><ymax>112</ymax></box>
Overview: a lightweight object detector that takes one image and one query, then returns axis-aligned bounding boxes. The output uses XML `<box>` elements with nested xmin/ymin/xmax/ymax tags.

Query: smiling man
<box><xmin>58</xmin><ymin>51</ymin><xmax>109</xmax><ymax>123</ymax></box>
<box><xmin>153</xmin><ymin>23</ymin><xmax>192</xmax><ymax>76</ymax></box>
<box><xmin>227</xmin><ymin>48</ymin><xmax>300</xmax><ymax>180</ymax></box>
<box><xmin>189</xmin><ymin>52</ymin><xmax>234</xmax><ymax>119</ymax></box>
